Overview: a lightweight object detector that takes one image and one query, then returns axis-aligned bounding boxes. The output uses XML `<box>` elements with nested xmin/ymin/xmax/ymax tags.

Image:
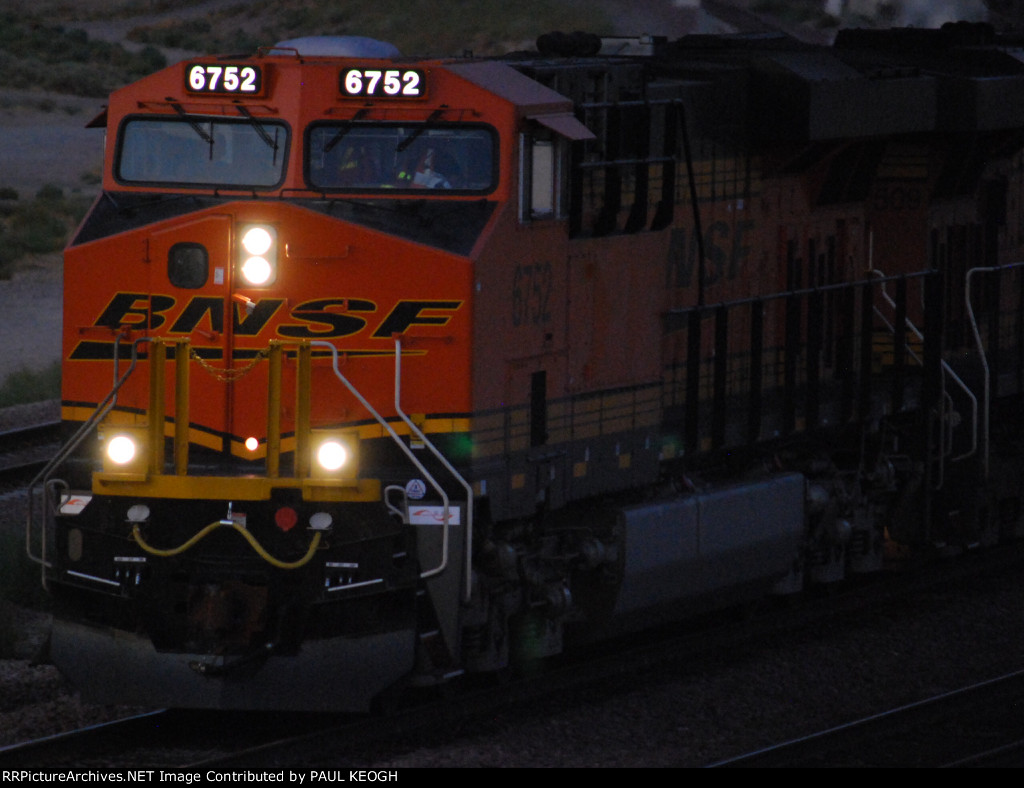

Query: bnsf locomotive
<box><xmin>26</xmin><ymin>24</ymin><xmax>1024</xmax><ymax>711</ymax></box>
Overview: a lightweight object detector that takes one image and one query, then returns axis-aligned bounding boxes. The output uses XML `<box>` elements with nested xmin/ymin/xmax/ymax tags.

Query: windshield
<box><xmin>117</xmin><ymin>116</ymin><xmax>288</xmax><ymax>188</ymax></box>
<box><xmin>307</xmin><ymin>123</ymin><xmax>496</xmax><ymax>193</ymax></box>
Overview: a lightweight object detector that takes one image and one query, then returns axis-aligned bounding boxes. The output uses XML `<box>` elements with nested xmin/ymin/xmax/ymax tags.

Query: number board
<box><xmin>186</xmin><ymin>64</ymin><xmax>263</xmax><ymax>95</ymax></box>
<box><xmin>340</xmin><ymin>68</ymin><xmax>426</xmax><ymax>99</ymax></box>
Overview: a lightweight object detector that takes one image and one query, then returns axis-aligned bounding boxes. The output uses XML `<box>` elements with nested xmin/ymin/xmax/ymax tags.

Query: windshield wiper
<box><xmin>236</xmin><ymin>103</ymin><xmax>280</xmax><ymax>164</ymax></box>
<box><xmin>324</xmin><ymin>108</ymin><xmax>369</xmax><ymax>153</ymax></box>
<box><xmin>168</xmin><ymin>99</ymin><xmax>214</xmax><ymax>159</ymax></box>
<box><xmin>396</xmin><ymin>107</ymin><xmax>446</xmax><ymax>153</ymax></box>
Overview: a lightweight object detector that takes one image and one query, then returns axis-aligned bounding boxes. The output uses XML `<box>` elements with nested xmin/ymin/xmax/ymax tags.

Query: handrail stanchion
<box><xmin>266</xmin><ymin>341</ymin><xmax>282</xmax><ymax>478</ymax></box>
<box><xmin>26</xmin><ymin>336</ymin><xmax>152</xmax><ymax>586</ymax></box>
<box><xmin>310</xmin><ymin>340</ymin><xmax>453</xmax><ymax>580</ymax></box>
<box><xmin>295</xmin><ymin>342</ymin><xmax>312</xmax><ymax>478</ymax></box>
<box><xmin>148</xmin><ymin>340</ymin><xmax>166</xmax><ymax>475</ymax></box>
<box><xmin>173</xmin><ymin>339</ymin><xmax>190</xmax><ymax>476</ymax></box>
<box><xmin>393</xmin><ymin>337</ymin><xmax>475</xmax><ymax>601</ymax></box>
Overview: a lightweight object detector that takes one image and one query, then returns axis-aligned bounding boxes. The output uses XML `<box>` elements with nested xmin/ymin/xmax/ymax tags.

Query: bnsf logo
<box><xmin>70</xmin><ymin>293</ymin><xmax>462</xmax><ymax>360</ymax></box>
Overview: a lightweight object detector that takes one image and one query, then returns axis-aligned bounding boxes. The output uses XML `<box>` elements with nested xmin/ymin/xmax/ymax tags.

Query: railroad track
<box><xmin>0</xmin><ymin>707</ymin><xmax>364</xmax><ymax>768</ymax></box>
<box><xmin>0</xmin><ymin>711</ymin><xmax>171</xmax><ymax>768</ymax></box>
<box><xmin>0</xmin><ymin>418</ymin><xmax>61</xmax><ymax>482</ymax></box>
<box><xmin>4</xmin><ymin>412</ymin><xmax>1024</xmax><ymax>766</ymax></box>
<box><xmin>6</xmin><ymin>543</ymin><xmax>1024</xmax><ymax>768</ymax></box>
<box><xmin>709</xmin><ymin>669</ymin><xmax>1024</xmax><ymax>767</ymax></box>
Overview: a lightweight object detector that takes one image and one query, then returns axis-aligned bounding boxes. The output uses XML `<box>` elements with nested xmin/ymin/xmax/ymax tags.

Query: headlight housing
<box><xmin>311</xmin><ymin>430</ymin><xmax>359</xmax><ymax>481</ymax></box>
<box><xmin>99</xmin><ymin>426</ymin><xmax>149</xmax><ymax>474</ymax></box>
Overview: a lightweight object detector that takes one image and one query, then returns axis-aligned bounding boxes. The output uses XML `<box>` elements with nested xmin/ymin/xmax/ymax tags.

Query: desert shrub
<box><xmin>120</xmin><ymin>0</ymin><xmax>609</xmax><ymax>58</ymax></box>
<box><xmin>0</xmin><ymin>189</ymin><xmax>91</xmax><ymax>275</ymax></box>
<box><xmin>0</xmin><ymin>361</ymin><xmax>62</xmax><ymax>407</ymax></box>
<box><xmin>35</xmin><ymin>184</ymin><xmax>63</xmax><ymax>202</ymax></box>
<box><xmin>0</xmin><ymin>13</ymin><xmax>166</xmax><ymax>95</ymax></box>
<box><xmin>0</xmin><ymin>228</ymin><xmax>22</xmax><ymax>277</ymax></box>
<box><xmin>8</xmin><ymin>204</ymin><xmax>66</xmax><ymax>253</ymax></box>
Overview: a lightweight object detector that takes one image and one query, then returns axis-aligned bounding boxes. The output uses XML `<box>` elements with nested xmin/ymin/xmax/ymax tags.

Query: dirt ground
<box><xmin>0</xmin><ymin>86</ymin><xmax>101</xmax><ymax>383</ymax></box>
<box><xmin>0</xmin><ymin>256</ymin><xmax>62</xmax><ymax>383</ymax></box>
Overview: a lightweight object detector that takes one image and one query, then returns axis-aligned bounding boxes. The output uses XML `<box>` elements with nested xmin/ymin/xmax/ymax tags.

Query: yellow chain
<box><xmin>190</xmin><ymin>346</ymin><xmax>269</xmax><ymax>382</ymax></box>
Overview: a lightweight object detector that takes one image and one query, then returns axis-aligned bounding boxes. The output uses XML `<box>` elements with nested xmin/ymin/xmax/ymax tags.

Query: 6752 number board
<box><xmin>340</xmin><ymin>67</ymin><xmax>426</xmax><ymax>98</ymax></box>
<box><xmin>186</xmin><ymin>63</ymin><xmax>263</xmax><ymax>95</ymax></box>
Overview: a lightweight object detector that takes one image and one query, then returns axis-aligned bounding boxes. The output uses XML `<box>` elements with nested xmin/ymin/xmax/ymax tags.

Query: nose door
<box><xmin>149</xmin><ymin>214</ymin><xmax>234</xmax><ymax>454</ymax></box>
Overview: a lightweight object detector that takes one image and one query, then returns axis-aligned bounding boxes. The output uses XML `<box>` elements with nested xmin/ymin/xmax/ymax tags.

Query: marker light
<box><xmin>309</xmin><ymin>511</ymin><xmax>333</xmax><ymax>530</ymax></box>
<box><xmin>274</xmin><ymin>507</ymin><xmax>299</xmax><ymax>532</ymax></box>
<box><xmin>317</xmin><ymin>440</ymin><xmax>349</xmax><ymax>472</ymax></box>
<box><xmin>107</xmin><ymin>435</ymin><xmax>138</xmax><ymax>465</ymax></box>
<box><xmin>242</xmin><ymin>256</ymin><xmax>273</xmax><ymax>285</ymax></box>
<box><xmin>241</xmin><ymin>227</ymin><xmax>273</xmax><ymax>256</ymax></box>
<box><xmin>126</xmin><ymin>504</ymin><xmax>151</xmax><ymax>523</ymax></box>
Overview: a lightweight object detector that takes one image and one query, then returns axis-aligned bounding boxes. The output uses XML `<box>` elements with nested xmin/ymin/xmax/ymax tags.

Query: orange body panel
<box><xmin>64</xmin><ymin>203</ymin><xmax>473</xmax><ymax>450</ymax></box>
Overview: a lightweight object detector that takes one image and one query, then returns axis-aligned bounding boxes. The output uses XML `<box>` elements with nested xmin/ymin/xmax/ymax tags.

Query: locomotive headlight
<box><xmin>312</xmin><ymin>430</ymin><xmax>359</xmax><ymax>481</ymax></box>
<box><xmin>107</xmin><ymin>435</ymin><xmax>137</xmax><ymax>465</ymax></box>
<box><xmin>242</xmin><ymin>255</ymin><xmax>273</xmax><ymax>285</ymax></box>
<box><xmin>318</xmin><ymin>440</ymin><xmax>349</xmax><ymax>471</ymax></box>
<box><xmin>239</xmin><ymin>225</ymin><xmax>277</xmax><ymax>286</ymax></box>
<box><xmin>241</xmin><ymin>226</ymin><xmax>273</xmax><ymax>256</ymax></box>
<box><xmin>99</xmin><ymin>426</ymin><xmax>149</xmax><ymax>475</ymax></box>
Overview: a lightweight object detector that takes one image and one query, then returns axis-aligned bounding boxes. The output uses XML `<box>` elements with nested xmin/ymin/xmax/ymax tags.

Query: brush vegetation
<box><xmin>0</xmin><ymin>185</ymin><xmax>91</xmax><ymax>278</ymax></box>
<box><xmin>0</xmin><ymin>361</ymin><xmax>61</xmax><ymax>407</ymax></box>
<box><xmin>0</xmin><ymin>11</ymin><xmax>166</xmax><ymax>97</ymax></box>
<box><xmin>1</xmin><ymin>0</ymin><xmax>609</xmax><ymax>100</ymax></box>
<box><xmin>123</xmin><ymin>0</ymin><xmax>610</xmax><ymax>59</ymax></box>
<box><xmin>0</xmin><ymin>1</ymin><xmax>610</xmax><ymax>273</ymax></box>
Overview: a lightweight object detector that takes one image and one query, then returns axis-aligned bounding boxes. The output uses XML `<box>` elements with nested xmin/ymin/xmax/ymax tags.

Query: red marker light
<box><xmin>275</xmin><ymin>507</ymin><xmax>299</xmax><ymax>532</ymax></box>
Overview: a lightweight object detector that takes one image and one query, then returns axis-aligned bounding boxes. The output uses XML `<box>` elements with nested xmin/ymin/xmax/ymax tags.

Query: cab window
<box><xmin>306</xmin><ymin>123</ymin><xmax>496</xmax><ymax>193</ymax></box>
<box><xmin>520</xmin><ymin>129</ymin><xmax>566</xmax><ymax>221</ymax></box>
<box><xmin>116</xmin><ymin>116</ymin><xmax>287</xmax><ymax>188</ymax></box>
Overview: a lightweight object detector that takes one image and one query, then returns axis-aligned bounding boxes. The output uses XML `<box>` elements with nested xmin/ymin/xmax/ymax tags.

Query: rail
<box><xmin>710</xmin><ymin>669</ymin><xmax>1024</xmax><ymax>767</ymax></box>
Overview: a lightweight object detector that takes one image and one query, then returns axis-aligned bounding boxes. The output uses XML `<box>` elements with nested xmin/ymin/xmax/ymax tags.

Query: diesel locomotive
<box><xmin>27</xmin><ymin>23</ymin><xmax>1024</xmax><ymax>711</ymax></box>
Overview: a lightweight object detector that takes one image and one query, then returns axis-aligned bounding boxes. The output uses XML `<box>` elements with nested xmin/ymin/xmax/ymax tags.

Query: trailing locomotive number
<box><xmin>872</xmin><ymin>185</ymin><xmax>924</xmax><ymax>212</ymax></box>
<box><xmin>340</xmin><ymin>68</ymin><xmax>425</xmax><ymax>98</ymax></box>
<box><xmin>512</xmin><ymin>262</ymin><xmax>553</xmax><ymax>327</ymax></box>
<box><xmin>186</xmin><ymin>64</ymin><xmax>262</xmax><ymax>94</ymax></box>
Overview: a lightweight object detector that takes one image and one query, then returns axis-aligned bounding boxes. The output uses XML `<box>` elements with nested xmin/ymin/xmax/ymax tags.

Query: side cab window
<box><xmin>519</xmin><ymin>129</ymin><xmax>566</xmax><ymax>222</ymax></box>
